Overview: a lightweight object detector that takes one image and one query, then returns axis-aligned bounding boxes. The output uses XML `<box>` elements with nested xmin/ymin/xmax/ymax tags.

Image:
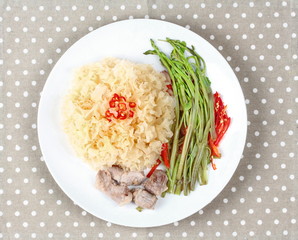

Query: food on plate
<box><xmin>108</xmin><ymin>165</ymin><xmax>146</xmax><ymax>186</ymax></box>
<box><xmin>62</xmin><ymin>58</ymin><xmax>175</xmax><ymax>171</ymax></box>
<box><xmin>133</xmin><ymin>189</ymin><xmax>157</xmax><ymax>209</ymax></box>
<box><xmin>95</xmin><ymin>166</ymin><xmax>166</xmax><ymax>209</ymax></box>
<box><xmin>143</xmin><ymin>169</ymin><xmax>168</xmax><ymax>196</ymax></box>
<box><xmin>145</xmin><ymin>38</ymin><xmax>231</xmax><ymax>195</ymax></box>
<box><xmin>63</xmin><ymin>38</ymin><xmax>231</xmax><ymax>209</ymax></box>
<box><xmin>95</xmin><ymin>169</ymin><xmax>133</xmax><ymax>206</ymax></box>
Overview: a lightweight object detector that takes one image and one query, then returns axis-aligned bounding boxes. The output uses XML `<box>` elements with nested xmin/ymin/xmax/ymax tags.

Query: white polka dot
<box><xmin>232</xmin><ymin>209</ymin><xmax>237</xmax><ymax>214</ymax></box>
<box><xmin>265</xmin><ymin>208</ymin><xmax>270</xmax><ymax>214</ymax></box>
<box><xmin>288</xmin><ymin>130</ymin><xmax>293</xmax><ymax>135</ymax></box>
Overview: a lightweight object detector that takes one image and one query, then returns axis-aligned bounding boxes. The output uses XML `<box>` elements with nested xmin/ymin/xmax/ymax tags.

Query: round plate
<box><xmin>38</xmin><ymin>19</ymin><xmax>247</xmax><ymax>228</ymax></box>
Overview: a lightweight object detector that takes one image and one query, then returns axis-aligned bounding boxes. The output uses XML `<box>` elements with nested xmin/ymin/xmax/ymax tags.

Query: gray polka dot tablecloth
<box><xmin>1</xmin><ymin>0</ymin><xmax>297</xmax><ymax>239</ymax></box>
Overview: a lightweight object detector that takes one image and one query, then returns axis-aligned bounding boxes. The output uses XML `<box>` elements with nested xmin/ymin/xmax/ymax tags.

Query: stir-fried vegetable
<box><xmin>145</xmin><ymin>38</ymin><xmax>217</xmax><ymax>195</ymax></box>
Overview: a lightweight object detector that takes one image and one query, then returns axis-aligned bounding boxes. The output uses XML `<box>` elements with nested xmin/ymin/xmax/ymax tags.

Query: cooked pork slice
<box><xmin>108</xmin><ymin>166</ymin><xmax>146</xmax><ymax>185</ymax></box>
<box><xmin>121</xmin><ymin>171</ymin><xmax>146</xmax><ymax>185</ymax></box>
<box><xmin>144</xmin><ymin>170</ymin><xmax>168</xmax><ymax>196</ymax></box>
<box><xmin>95</xmin><ymin>170</ymin><xmax>132</xmax><ymax>205</ymax></box>
<box><xmin>133</xmin><ymin>189</ymin><xmax>158</xmax><ymax>209</ymax></box>
<box><xmin>108</xmin><ymin>165</ymin><xmax>124</xmax><ymax>183</ymax></box>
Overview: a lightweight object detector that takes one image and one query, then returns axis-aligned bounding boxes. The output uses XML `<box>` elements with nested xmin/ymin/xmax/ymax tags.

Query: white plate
<box><xmin>38</xmin><ymin>19</ymin><xmax>247</xmax><ymax>228</ymax></box>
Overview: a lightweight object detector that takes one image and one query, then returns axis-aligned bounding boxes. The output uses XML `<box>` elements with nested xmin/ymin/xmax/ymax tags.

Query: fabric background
<box><xmin>0</xmin><ymin>0</ymin><xmax>297</xmax><ymax>239</ymax></box>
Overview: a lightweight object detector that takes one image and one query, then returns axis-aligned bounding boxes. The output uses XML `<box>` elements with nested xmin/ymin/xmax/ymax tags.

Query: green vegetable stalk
<box><xmin>144</xmin><ymin>38</ymin><xmax>215</xmax><ymax>195</ymax></box>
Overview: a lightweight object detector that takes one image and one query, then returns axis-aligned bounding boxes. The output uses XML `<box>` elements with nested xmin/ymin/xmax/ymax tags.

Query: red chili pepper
<box><xmin>105</xmin><ymin>94</ymin><xmax>136</xmax><ymax>121</ymax></box>
<box><xmin>213</xmin><ymin>92</ymin><xmax>231</xmax><ymax>146</ymax></box>
<box><xmin>210</xmin><ymin>157</ymin><xmax>217</xmax><ymax>170</ymax></box>
<box><xmin>129</xmin><ymin>102</ymin><xmax>136</xmax><ymax>108</ymax></box>
<box><xmin>105</xmin><ymin>110</ymin><xmax>112</xmax><ymax>118</ymax></box>
<box><xmin>161</xmin><ymin>143</ymin><xmax>170</xmax><ymax>168</ymax></box>
<box><xmin>208</xmin><ymin>136</ymin><xmax>221</xmax><ymax>158</ymax></box>
<box><xmin>146</xmin><ymin>159</ymin><xmax>161</xmax><ymax>178</ymax></box>
<box><xmin>180</xmin><ymin>125</ymin><xmax>188</xmax><ymax>136</ymax></box>
<box><xmin>119</xmin><ymin>96</ymin><xmax>126</xmax><ymax>102</ymax></box>
<box><xmin>128</xmin><ymin>110</ymin><xmax>134</xmax><ymax>118</ymax></box>
<box><xmin>117</xmin><ymin>110</ymin><xmax>127</xmax><ymax>120</ymax></box>
<box><xmin>214</xmin><ymin>117</ymin><xmax>231</xmax><ymax>146</ymax></box>
<box><xmin>112</xmin><ymin>93</ymin><xmax>120</xmax><ymax>101</ymax></box>
<box><xmin>109</xmin><ymin>100</ymin><xmax>116</xmax><ymax>108</ymax></box>
<box><xmin>178</xmin><ymin>143</ymin><xmax>183</xmax><ymax>154</ymax></box>
<box><xmin>166</xmin><ymin>84</ymin><xmax>173</xmax><ymax>91</ymax></box>
<box><xmin>118</xmin><ymin>102</ymin><xmax>127</xmax><ymax>111</ymax></box>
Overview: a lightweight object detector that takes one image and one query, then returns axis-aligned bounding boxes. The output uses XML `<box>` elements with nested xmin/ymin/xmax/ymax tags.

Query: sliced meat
<box><xmin>95</xmin><ymin>170</ymin><xmax>132</xmax><ymax>206</ymax></box>
<box><xmin>133</xmin><ymin>189</ymin><xmax>157</xmax><ymax>209</ymax></box>
<box><xmin>144</xmin><ymin>169</ymin><xmax>168</xmax><ymax>196</ymax></box>
<box><xmin>108</xmin><ymin>165</ymin><xmax>123</xmax><ymax>183</ymax></box>
<box><xmin>121</xmin><ymin>171</ymin><xmax>146</xmax><ymax>185</ymax></box>
<box><xmin>108</xmin><ymin>166</ymin><xmax>146</xmax><ymax>186</ymax></box>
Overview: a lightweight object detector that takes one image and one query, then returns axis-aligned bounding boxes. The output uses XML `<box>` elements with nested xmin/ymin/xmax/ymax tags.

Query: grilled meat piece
<box><xmin>108</xmin><ymin>166</ymin><xmax>146</xmax><ymax>186</ymax></box>
<box><xmin>95</xmin><ymin>170</ymin><xmax>132</xmax><ymax>205</ymax></box>
<box><xmin>144</xmin><ymin>169</ymin><xmax>168</xmax><ymax>196</ymax></box>
<box><xmin>133</xmin><ymin>188</ymin><xmax>158</xmax><ymax>209</ymax></box>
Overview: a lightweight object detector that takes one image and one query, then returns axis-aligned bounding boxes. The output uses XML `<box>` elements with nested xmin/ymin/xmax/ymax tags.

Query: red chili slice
<box><xmin>214</xmin><ymin>117</ymin><xmax>231</xmax><ymax>146</ymax></box>
<box><xmin>129</xmin><ymin>102</ymin><xmax>136</xmax><ymax>108</ymax></box>
<box><xmin>112</xmin><ymin>93</ymin><xmax>120</xmax><ymax>101</ymax></box>
<box><xmin>208</xmin><ymin>135</ymin><xmax>221</xmax><ymax>158</ymax></box>
<box><xmin>109</xmin><ymin>100</ymin><xmax>116</xmax><ymax>108</ymax></box>
<box><xmin>161</xmin><ymin>143</ymin><xmax>170</xmax><ymax>168</ymax></box>
<box><xmin>118</xmin><ymin>103</ymin><xmax>127</xmax><ymax>111</ymax></box>
<box><xmin>146</xmin><ymin>159</ymin><xmax>162</xmax><ymax>178</ymax></box>
<box><xmin>119</xmin><ymin>96</ymin><xmax>126</xmax><ymax>102</ymax></box>
<box><xmin>166</xmin><ymin>84</ymin><xmax>173</xmax><ymax>91</ymax></box>
<box><xmin>128</xmin><ymin>110</ymin><xmax>134</xmax><ymax>118</ymax></box>
<box><xmin>118</xmin><ymin>110</ymin><xmax>127</xmax><ymax>120</ymax></box>
<box><xmin>105</xmin><ymin>110</ymin><xmax>112</xmax><ymax>118</ymax></box>
<box><xmin>210</xmin><ymin>157</ymin><xmax>217</xmax><ymax>170</ymax></box>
